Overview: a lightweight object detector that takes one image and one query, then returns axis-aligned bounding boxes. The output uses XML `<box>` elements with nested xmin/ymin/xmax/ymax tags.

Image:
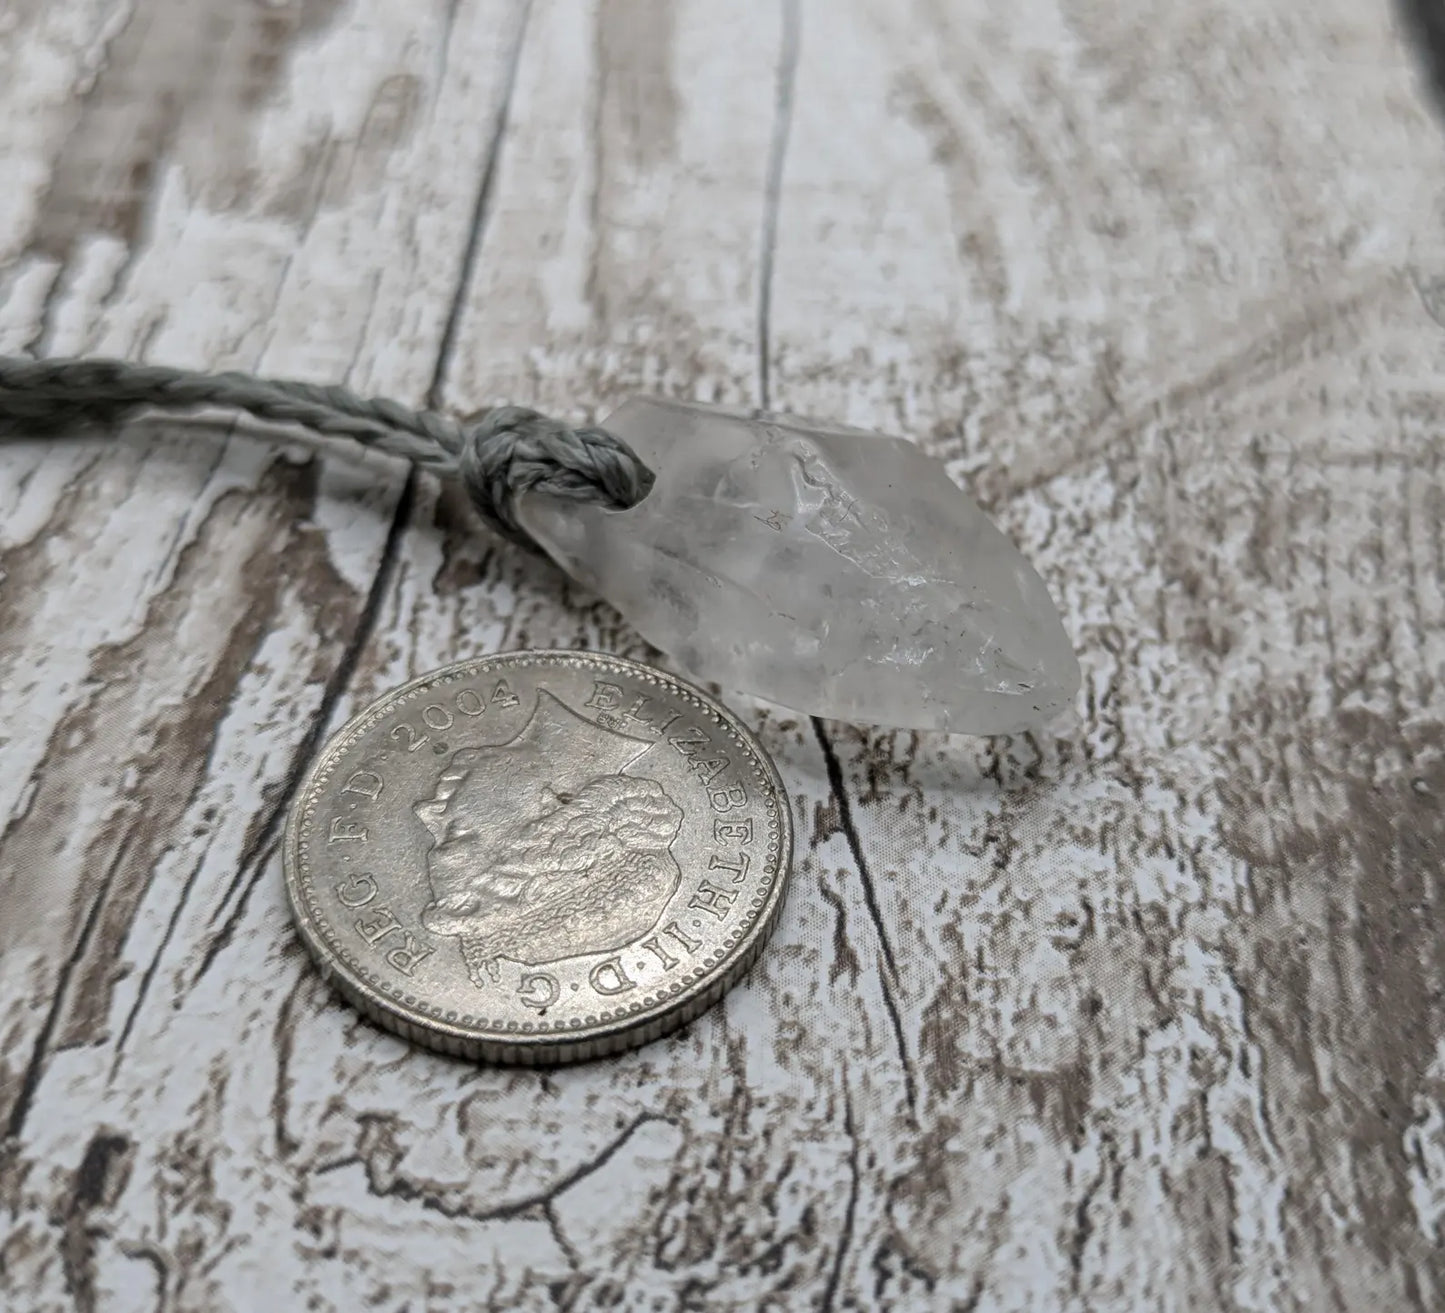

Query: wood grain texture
<box><xmin>2</xmin><ymin>1</ymin><xmax>1442</xmax><ymax>1309</ymax></box>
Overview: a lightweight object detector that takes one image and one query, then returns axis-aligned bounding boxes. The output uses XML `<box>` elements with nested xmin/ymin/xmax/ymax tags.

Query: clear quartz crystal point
<box><xmin>516</xmin><ymin>397</ymin><xmax>1080</xmax><ymax>734</ymax></box>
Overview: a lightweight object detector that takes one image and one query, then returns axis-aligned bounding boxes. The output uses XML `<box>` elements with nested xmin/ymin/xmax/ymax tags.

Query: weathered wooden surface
<box><xmin>2</xmin><ymin>1</ymin><xmax>1443</xmax><ymax>1308</ymax></box>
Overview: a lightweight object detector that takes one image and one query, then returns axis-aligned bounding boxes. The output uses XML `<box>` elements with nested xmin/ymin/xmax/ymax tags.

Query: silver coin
<box><xmin>283</xmin><ymin>650</ymin><xmax>793</xmax><ymax>1063</ymax></box>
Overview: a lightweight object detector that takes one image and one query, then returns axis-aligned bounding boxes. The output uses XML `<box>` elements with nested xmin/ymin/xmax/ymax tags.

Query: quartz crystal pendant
<box><xmin>517</xmin><ymin>397</ymin><xmax>1079</xmax><ymax>734</ymax></box>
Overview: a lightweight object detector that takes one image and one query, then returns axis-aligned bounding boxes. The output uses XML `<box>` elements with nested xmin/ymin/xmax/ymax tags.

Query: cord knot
<box><xmin>457</xmin><ymin>406</ymin><xmax>655</xmax><ymax>549</ymax></box>
<box><xmin>0</xmin><ymin>355</ymin><xmax>658</xmax><ymax>554</ymax></box>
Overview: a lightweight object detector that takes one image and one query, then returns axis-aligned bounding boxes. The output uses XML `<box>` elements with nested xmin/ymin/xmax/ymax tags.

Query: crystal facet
<box><xmin>517</xmin><ymin>397</ymin><xmax>1080</xmax><ymax>734</ymax></box>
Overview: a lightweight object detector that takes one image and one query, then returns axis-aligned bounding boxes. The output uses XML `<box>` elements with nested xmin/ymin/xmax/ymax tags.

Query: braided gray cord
<box><xmin>0</xmin><ymin>356</ymin><xmax>654</xmax><ymax>548</ymax></box>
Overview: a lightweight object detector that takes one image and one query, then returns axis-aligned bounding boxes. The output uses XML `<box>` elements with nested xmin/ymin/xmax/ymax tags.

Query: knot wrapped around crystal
<box><xmin>517</xmin><ymin>397</ymin><xmax>1079</xmax><ymax>735</ymax></box>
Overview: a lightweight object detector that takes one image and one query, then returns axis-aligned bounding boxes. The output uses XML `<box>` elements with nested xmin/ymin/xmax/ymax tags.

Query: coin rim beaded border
<box><xmin>282</xmin><ymin>650</ymin><xmax>794</xmax><ymax>1064</ymax></box>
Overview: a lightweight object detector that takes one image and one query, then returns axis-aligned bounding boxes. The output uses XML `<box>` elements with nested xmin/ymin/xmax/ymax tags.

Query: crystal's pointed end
<box><xmin>518</xmin><ymin>397</ymin><xmax>1081</xmax><ymax>736</ymax></box>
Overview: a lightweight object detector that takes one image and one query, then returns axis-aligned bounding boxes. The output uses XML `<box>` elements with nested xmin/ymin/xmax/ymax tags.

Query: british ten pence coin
<box><xmin>283</xmin><ymin>651</ymin><xmax>793</xmax><ymax>1063</ymax></box>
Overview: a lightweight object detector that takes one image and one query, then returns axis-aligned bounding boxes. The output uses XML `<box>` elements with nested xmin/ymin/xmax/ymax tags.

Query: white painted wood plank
<box><xmin>2</xmin><ymin>6</ymin><xmax>535</xmax><ymax>1308</ymax></box>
